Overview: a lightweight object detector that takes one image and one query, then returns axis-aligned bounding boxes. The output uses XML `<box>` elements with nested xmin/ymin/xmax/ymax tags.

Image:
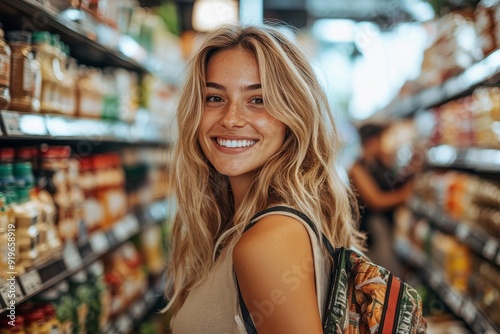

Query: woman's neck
<box><xmin>229</xmin><ymin>174</ymin><xmax>253</xmax><ymax>211</ymax></box>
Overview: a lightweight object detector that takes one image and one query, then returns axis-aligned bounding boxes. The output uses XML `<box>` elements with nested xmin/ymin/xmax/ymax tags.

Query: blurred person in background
<box><xmin>349</xmin><ymin>122</ymin><xmax>415</xmax><ymax>273</ymax></box>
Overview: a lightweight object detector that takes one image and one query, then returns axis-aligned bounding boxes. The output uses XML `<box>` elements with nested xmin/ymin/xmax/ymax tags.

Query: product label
<box><xmin>0</xmin><ymin>54</ymin><xmax>10</xmax><ymax>87</ymax></box>
<box><xmin>23</xmin><ymin>57</ymin><xmax>33</xmax><ymax>92</ymax></box>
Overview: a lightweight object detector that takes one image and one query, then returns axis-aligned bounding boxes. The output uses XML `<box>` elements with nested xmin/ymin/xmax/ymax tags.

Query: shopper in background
<box><xmin>349</xmin><ymin>122</ymin><xmax>415</xmax><ymax>272</ymax></box>
<box><xmin>164</xmin><ymin>24</ymin><xmax>365</xmax><ymax>333</ymax></box>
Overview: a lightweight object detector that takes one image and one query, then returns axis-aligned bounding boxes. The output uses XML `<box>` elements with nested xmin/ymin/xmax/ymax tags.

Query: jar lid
<box><xmin>13</xmin><ymin>162</ymin><xmax>33</xmax><ymax>177</ymax></box>
<box><xmin>7</xmin><ymin>30</ymin><xmax>32</xmax><ymax>44</ymax></box>
<box><xmin>25</xmin><ymin>309</ymin><xmax>45</xmax><ymax>322</ymax></box>
<box><xmin>41</xmin><ymin>303</ymin><xmax>56</xmax><ymax>318</ymax></box>
<box><xmin>0</xmin><ymin>148</ymin><xmax>15</xmax><ymax>162</ymax></box>
<box><xmin>17</xmin><ymin>301</ymin><xmax>34</xmax><ymax>314</ymax></box>
<box><xmin>5</xmin><ymin>190</ymin><xmax>17</xmax><ymax>205</ymax></box>
<box><xmin>50</xmin><ymin>34</ymin><xmax>61</xmax><ymax>47</ymax></box>
<box><xmin>0</xmin><ymin>163</ymin><xmax>13</xmax><ymax>178</ymax></box>
<box><xmin>15</xmin><ymin>187</ymin><xmax>31</xmax><ymax>204</ymax></box>
<box><xmin>39</xmin><ymin>145</ymin><xmax>71</xmax><ymax>159</ymax></box>
<box><xmin>32</xmin><ymin>31</ymin><xmax>51</xmax><ymax>45</ymax></box>
<box><xmin>16</xmin><ymin>147</ymin><xmax>37</xmax><ymax>161</ymax></box>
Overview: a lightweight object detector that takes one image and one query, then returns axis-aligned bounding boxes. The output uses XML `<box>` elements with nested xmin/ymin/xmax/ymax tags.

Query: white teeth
<box><xmin>217</xmin><ymin>138</ymin><xmax>256</xmax><ymax>148</ymax></box>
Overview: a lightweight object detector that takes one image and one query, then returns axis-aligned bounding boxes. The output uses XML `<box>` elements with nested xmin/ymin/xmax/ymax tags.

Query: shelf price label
<box><xmin>0</xmin><ymin>278</ymin><xmax>23</xmax><ymax>307</ymax></box>
<box><xmin>89</xmin><ymin>232</ymin><xmax>110</xmax><ymax>255</ymax></box>
<box><xmin>131</xmin><ymin>300</ymin><xmax>147</xmax><ymax>320</ymax></box>
<box><xmin>456</xmin><ymin>224</ymin><xmax>470</xmax><ymax>241</ymax></box>
<box><xmin>116</xmin><ymin>314</ymin><xmax>132</xmax><ymax>333</ymax></box>
<box><xmin>461</xmin><ymin>300</ymin><xmax>477</xmax><ymax>324</ymax></box>
<box><xmin>113</xmin><ymin>218</ymin><xmax>130</xmax><ymax>242</ymax></box>
<box><xmin>63</xmin><ymin>242</ymin><xmax>83</xmax><ymax>271</ymax></box>
<box><xmin>444</xmin><ymin>288</ymin><xmax>463</xmax><ymax>313</ymax></box>
<box><xmin>18</xmin><ymin>270</ymin><xmax>42</xmax><ymax>296</ymax></box>
<box><xmin>483</xmin><ymin>239</ymin><xmax>498</xmax><ymax>261</ymax></box>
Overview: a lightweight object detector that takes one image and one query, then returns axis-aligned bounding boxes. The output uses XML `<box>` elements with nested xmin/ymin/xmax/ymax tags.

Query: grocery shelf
<box><xmin>0</xmin><ymin>0</ymin><xmax>150</xmax><ymax>73</ymax></box>
<box><xmin>426</xmin><ymin>145</ymin><xmax>500</xmax><ymax>173</ymax></box>
<box><xmin>395</xmin><ymin>238</ymin><xmax>499</xmax><ymax>334</ymax></box>
<box><xmin>103</xmin><ymin>270</ymin><xmax>166</xmax><ymax>334</ymax></box>
<box><xmin>0</xmin><ymin>197</ymin><xmax>171</xmax><ymax>313</ymax></box>
<box><xmin>0</xmin><ymin>110</ymin><xmax>167</xmax><ymax>145</ymax></box>
<box><xmin>379</xmin><ymin>49</ymin><xmax>500</xmax><ymax>118</ymax></box>
<box><xmin>408</xmin><ymin>196</ymin><xmax>500</xmax><ymax>266</ymax></box>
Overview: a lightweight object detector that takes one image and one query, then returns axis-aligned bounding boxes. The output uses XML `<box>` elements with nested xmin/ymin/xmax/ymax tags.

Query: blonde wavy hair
<box><xmin>165</xmin><ymin>24</ymin><xmax>364</xmax><ymax>313</ymax></box>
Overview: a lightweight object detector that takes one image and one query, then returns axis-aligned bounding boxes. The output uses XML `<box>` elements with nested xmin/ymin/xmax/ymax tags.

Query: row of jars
<box><xmin>0</xmin><ymin>25</ymin><xmax>139</xmax><ymax>121</ymax></box>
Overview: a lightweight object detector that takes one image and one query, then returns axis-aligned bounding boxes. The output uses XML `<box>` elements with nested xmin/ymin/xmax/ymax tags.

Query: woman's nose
<box><xmin>219</xmin><ymin>102</ymin><xmax>245</xmax><ymax>128</ymax></box>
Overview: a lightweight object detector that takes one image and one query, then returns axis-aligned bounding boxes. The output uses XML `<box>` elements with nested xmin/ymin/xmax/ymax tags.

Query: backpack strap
<box><xmin>237</xmin><ymin>206</ymin><xmax>336</xmax><ymax>333</ymax></box>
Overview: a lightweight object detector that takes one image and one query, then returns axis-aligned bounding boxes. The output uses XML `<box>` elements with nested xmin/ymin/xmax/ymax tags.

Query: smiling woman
<box><xmin>165</xmin><ymin>24</ymin><xmax>365</xmax><ymax>334</ymax></box>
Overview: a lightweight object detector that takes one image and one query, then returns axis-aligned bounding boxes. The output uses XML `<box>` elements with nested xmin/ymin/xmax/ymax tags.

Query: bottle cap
<box><xmin>32</xmin><ymin>31</ymin><xmax>51</xmax><ymax>45</ymax></box>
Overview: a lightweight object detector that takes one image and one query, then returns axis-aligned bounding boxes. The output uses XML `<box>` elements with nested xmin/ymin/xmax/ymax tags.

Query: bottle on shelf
<box><xmin>50</xmin><ymin>34</ymin><xmax>64</xmax><ymax>114</ymax></box>
<box><xmin>32</xmin><ymin>31</ymin><xmax>59</xmax><ymax>114</ymax></box>
<box><xmin>7</xmin><ymin>31</ymin><xmax>41</xmax><ymax>113</ymax></box>
<box><xmin>0</xmin><ymin>22</ymin><xmax>11</xmax><ymax>111</ymax></box>
<box><xmin>60</xmin><ymin>45</ymin><xmax>77</xmax><ymax>116</ymax></box>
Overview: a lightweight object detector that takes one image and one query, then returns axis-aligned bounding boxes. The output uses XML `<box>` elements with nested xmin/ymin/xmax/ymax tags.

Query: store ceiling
<box><xmin>142</xmin><ymin>0</ymin><xmax>431</xmax><ymax>31</ymax></box>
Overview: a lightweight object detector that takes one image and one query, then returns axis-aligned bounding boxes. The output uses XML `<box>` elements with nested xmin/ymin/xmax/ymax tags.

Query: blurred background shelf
<box><xmin>0</xmin><ymin>197</ymin><xmax>170</xmax><ymax>314</ymax></box>
<box><xmin>395</xmin><ymin>239</ymin><xmax>499</xmax><ymax>334</ymax></box>
<box><xmin>408</xmin><ymin>196</ymin><xmax>500</xmax><ymax>266</ymax></box>
<box><xmin>426</xmin><ymin>145</ymin><xmax>500</xmax><ymax>173</ymax></box>
<box><xmin>0</xmin><ymin>110</ymin><xmax>167</xmax><ymax>146</ymax></box>
<box><xmin>379</xmin><ymin>49</ymin><xmax>500</xmax><ymax>119</ymax></box>
<box><xmin>0</xmin><ymin>0</ymin><xmax>150</xmax><ymax>73</ymax></box>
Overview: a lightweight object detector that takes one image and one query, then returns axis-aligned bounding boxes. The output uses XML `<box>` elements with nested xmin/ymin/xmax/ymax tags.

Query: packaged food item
<box><xmin>7</xmin><ymin>31</ymin><xmax>40</xmax><ymax>112</ymax></box>
<box><xmin>13</xmin><ymin>186</ymin><xmax>40</xmax><ymax>271</ymax></box>
<box><xmin>0</xmin><ymin>22</ymin><xmax>11</xmax><ymax>110</ymax></box>
<box><xmin>475</xmin><ymin>0</ymin><xmax>498</xmax><ymax>57</ymax></box>
<box><xmin>32</xmin><ymin>31</ymin><xmax>59</xmax><ymax>114</ymax></box>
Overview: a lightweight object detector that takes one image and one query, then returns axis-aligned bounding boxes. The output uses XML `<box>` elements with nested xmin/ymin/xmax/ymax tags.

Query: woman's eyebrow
<box><xmin>206</xmin><ymin>82</ymin><xmax>262</xmax><ymax>92</ymax></box>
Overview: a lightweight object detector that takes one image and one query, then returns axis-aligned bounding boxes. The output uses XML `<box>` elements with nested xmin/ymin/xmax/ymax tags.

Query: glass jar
<box><xmin>0</xmin><ymin>23</ymin><xmax>11</xmax><ymax>110</ymax></box>
<box><xmin>32</xmin><ymin>31</ymin><xmax>58</xmax><ymax>114</ymax></box>
<box><xmin>7</xmin><ymin>31</ymin><xmax>40</xmax><ymax>112</ymax></box>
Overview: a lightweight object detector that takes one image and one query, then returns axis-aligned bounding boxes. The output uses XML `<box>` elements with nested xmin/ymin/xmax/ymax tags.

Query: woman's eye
<box><xmin>206</xmin><ymin>95</ymin><xmax>223</xmax><ymax>103</ymax></box>
<box><xmin>250</xmin><ymin>97</ymin><xmax>264</xmax><ymax>104</ymax></box>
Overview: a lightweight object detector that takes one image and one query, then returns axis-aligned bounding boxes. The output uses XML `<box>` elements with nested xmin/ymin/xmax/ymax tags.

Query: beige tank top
<box><xmin>171</xmin><ymin>209</ymin><xmax>332</xmax><ymax>334</ymax></box>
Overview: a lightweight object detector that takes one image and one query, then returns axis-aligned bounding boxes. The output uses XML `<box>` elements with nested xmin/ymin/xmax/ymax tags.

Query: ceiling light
<box><xmin>192</xmin><ymin>0</ymin><xmax>239</xmax><ymax>32</ymax></box>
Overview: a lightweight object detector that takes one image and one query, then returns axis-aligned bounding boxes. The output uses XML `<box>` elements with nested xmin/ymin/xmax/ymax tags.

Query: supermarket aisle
<box><xmin>0</xmin><ymin>0</ymin><xmax>499</xmax><ymax>333</ymax></box>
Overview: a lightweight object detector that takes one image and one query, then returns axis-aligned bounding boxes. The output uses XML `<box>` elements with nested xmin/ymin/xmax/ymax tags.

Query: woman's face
<box><xmin>198</xmin><ymin>47</ymin><xmax>287</xmax><ymax>185</ymax></box>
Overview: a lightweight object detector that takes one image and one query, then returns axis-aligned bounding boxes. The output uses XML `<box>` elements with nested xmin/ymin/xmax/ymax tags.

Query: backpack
<box><xmin>238</xmin><ymin>206</ymin><xmax>427</xmax><ymax>334</ymax></box>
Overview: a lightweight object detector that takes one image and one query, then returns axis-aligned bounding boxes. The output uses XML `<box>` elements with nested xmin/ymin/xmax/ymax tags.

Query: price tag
<box><xmin>89</xmin><ymin>232</ymin><xmax>110</xmax><ymax>254</ymax></box>
<box><xmin>113</xmin><ymin>218</ymin><xmax>130</xmax><ymax>242</ymax></box>
<box><xmin>63</xmin><ymin>242</ymin><xmax>83</xmax><ymax>271</ymax></box>
<box><xmin>131</xmin><ymin>300</ymin><xmax>146</xmax><ymax>320</ymax></box>
<box><xmin>1</xmin><ymin>111</ymin><xmax>22</xmax><ymax>135</ymax></box>
<box><xmin>461</xmin><ymin>300</ymin><xmax>477</xmax><ymax>324</ymax></box>
<box><xmin>18</xmin><ymin>270</ymin><xmax>42</xmax><ymax>296</ymax></box>
<box><xmin>444</xmin><ymin>288</ymin><xmax>463</xmax><ymax>313</ymax></box>
<box><xmin>128</xmin><ymin>215</ymin><xmax>140</xmax><ymax>234</ymax></box>
<box><xmin>0</xmin><ymin>281</ymin><xmax>11</xmax><ymax>306</ymax></box>
<box><xmin>0</xmin><ymin>279</ymin><xmax>24</xmax><ymax>306</ymax></box>
<box><xmin>116</xmin><ymin>315</ymin><xmax>132</xmax><ymax>332</ymax></box>
<box><xmin>145</xmin><ymin>289</ymin><xmax>156</xmax><ymax>305</ymax></box>
<box><xmin>456</xmin><ymin>224</ymin><xmax>470</xmax><ymax>241</ymax></box>
<box><xmin>483</xmin><ymin>239</ymin><xmax>498</xmax><ymax>261</ymax></box>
